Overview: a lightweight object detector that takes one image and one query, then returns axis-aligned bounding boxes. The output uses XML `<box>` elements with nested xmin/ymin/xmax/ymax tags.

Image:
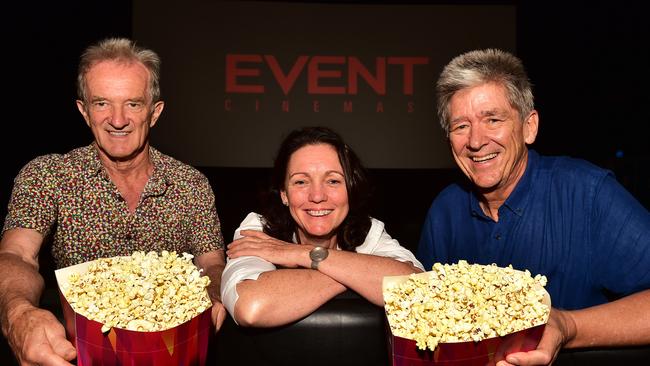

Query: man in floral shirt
<box><xmin>0</xmin><ymin>38</ymin><xmax>226</xmax><ymax>366</ymax></box>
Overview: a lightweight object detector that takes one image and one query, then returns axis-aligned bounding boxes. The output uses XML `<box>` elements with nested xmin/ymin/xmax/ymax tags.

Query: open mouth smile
<box><xmin>306</xmin><ymin>210</ymin><xmax>333</xmax><ymax>217</ymax></box>
<box><xmin>471</xmin><ymin>153</ymin><xmax>497</xmax><ymax>162</ymax></box>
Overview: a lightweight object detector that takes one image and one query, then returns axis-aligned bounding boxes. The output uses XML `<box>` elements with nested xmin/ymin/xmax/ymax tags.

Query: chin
<box><xmin>303</xmin><ymin>228</ymin><xmax>336</xmax><ymax>240</ymax></box>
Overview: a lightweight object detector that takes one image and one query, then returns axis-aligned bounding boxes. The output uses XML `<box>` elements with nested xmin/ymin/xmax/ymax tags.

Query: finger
<box><xmin>29</xmin><ymin>338</ymin><xmax>75</xmax><ymax>366</ymax></box>
<box><xmin>227</xmin><ymin>245</ymin><xmax>264</xmax><ymax>259</ymax></box>
<box><xmin>211</xmin><ymin>303</ymin><xmax>227</xmax><ymax>332</ymax></box>
<box><xmin>44</xmin><ymin>317</ymin><xmax>77</xmax><ymax>362</ymax></box>
<box><xmin>49</xmin><ymin>335</ymin><xmax>77</xmax><ymax>361</ymax></box>
<box><xmin>226</xmin><ymin>237</ymin><xmax>249</xmax><ymax>249</ymax></box>
<box><xmin>239</xmin><ymin>230</ymin><xmax>269</xmax><ymax>239</ymax></box>
<box><xmin>227</xmin><ymin>236</ymin><xmax>265</xmax><ymax>250</ymax></box>
<box><xmin>505</xmin><ymin>350</ymin><xmax>549</xmax><ymax>366</ymax></box>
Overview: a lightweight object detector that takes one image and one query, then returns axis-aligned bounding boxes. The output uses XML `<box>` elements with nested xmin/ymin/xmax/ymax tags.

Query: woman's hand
<box><xmin>226</xmin><ymin>230</ymin><xmax>311</xmax><ymax>268</ymax></box>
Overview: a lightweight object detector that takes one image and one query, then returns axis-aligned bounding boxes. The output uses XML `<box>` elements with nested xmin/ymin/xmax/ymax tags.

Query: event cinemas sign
<box><xmin>224</xmin><ymin>54</ymin><xmax>429</xmax><ymax>113</ymax></box>
<box><xmin>134</xmin><ymin>1</ymin><xmax>515</xmax><ymax>168</ymax></box>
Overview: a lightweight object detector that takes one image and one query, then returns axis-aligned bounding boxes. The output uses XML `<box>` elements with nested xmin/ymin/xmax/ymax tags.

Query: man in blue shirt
<box><xmin>417</xmin><ymin>49</ymin><xmax>650</xmax><ymax>365</ymax></box>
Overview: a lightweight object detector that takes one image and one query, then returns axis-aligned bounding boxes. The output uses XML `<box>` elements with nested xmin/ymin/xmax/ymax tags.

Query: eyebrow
<box><xmin>450</xmin><ymin>108</ymin><xmax>507</xmax><ymax>124</ymax></box>
<box><xmin>288</xmin><ymin>170</ymin><xmax>345</xmax><ymax>178</ymax></box>
<box><xmin>88</xmin><ymin>96</ymin><xmax>147</xmax><ymax>103</ymax></box>
<box><xmin>478</xmin><ymin>108</ymin><xmax>506</xmax><ymax>118</ymax></box>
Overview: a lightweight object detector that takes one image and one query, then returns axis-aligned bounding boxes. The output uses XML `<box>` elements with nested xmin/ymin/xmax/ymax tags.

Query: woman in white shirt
<box><xmin>220</xmin><ymin>126</ymin><xmax>423</xmax><ymax>327</ymax></box>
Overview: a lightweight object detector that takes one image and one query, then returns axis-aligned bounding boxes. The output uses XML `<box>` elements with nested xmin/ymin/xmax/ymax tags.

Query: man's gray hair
<box><xmin>436</xmin><ymin>49</ymin><xmax>534</xmax><ymax>135</ymax></box>
<box><xmin>77</xmin><ymin>38</ymin><xmax>161</xmax><ymax>104</ymax></box>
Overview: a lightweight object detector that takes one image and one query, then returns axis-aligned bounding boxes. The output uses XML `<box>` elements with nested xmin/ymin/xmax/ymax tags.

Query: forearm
<box><xmin>0</xmin><ymin>252</ymin><xmax>45</xmax><ymax>336</ymax></box>
<box><xmin>234</xmin><ymin>268</ymin><xmax>346</xmax><ymax>327</ymax></box>
<box><xmin>564</xmin><ymin>289</ymin><xmax>650</xmax><ymax>348</ymax></box>
<box><xmin>318</xmin><ymin>251</ymin><xmax>422</xmax><ymax>305</ymax></box>
<box><xmin>195</xmin><ymin>250</ymin><xmax>226</xmax><ymax>303</ymax></box>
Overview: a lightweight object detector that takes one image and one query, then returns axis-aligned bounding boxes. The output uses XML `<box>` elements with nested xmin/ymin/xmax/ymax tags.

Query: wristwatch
<box><xmin>309</xmin><ymin>246</ymin><xmax>329</xmax><ymax>270</ymax></box>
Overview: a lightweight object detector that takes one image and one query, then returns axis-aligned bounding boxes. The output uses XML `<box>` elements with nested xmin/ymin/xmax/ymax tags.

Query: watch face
<box><xmin>310</xmin><ymin>246</ymin><xmax>328</xmax><ymax>261</ymax></box>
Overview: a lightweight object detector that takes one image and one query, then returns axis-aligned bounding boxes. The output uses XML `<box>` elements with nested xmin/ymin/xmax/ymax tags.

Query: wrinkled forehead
<box><xmin>450</xmin><ymin>82</ymin><xmax>513</xmax><ymax>115</ymax></box>
<box><xmin>84</xmin><ymin>60</ymin><xmax>151</xmax><ymax>100</ymax></box>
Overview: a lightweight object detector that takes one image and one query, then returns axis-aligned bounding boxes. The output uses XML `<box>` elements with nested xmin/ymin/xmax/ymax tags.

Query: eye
<box><xmin>90</xmin><ymin>100</ymin><xmax>109</xmax><ymax>111</ymax></box>
<box><xmin>327</xmin><ymin>178</ymin><xmax>342</xmax><ymax>185</ymax></box>
<box><xmin>450</xmin><ymin>122</ymin><xmax>469</xmax><ymax>133</ymax></box>
<box><xmin>127</xmin><ymin>102</ymin><xmax>145</xmax><ymax>111</ymax></box>
<box><xmin>485</xmin><ymin>118</ymin><xmax>504</xmax><ymax>128</ymax></box>
<box><xmin>292</xmin><ymin>179</ymin><xmax>306</xmax><ymax>186</ymax></box>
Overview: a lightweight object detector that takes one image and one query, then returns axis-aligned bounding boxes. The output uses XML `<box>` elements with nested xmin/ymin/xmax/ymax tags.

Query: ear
<box><xmin>523</xmin><ymin>110</ymin><xmax>539</xmax><ymax>145</ymax></box>
<box><xmin>76</xmin><ymin>100</ymin><xmax>91</xmax><ymax>127</ymax></box>
<box><xmin>149</xmin><ymin>101</ymin><xmax>165</xmax><ymax>128</ymax></box>
<box><xmin>280</xmin><ymin>190</ymin><xmax>288</xmax><ymax>206</ymax></box>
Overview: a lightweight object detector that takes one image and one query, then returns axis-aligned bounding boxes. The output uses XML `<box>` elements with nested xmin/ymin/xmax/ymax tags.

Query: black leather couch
<box><xmin>209</xmin><ymin>290</ymin><xmax>388</xmax><ymax>366</ymax></box>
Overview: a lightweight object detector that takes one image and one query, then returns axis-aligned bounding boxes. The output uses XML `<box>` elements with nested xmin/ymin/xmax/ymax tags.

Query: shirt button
<box><xmin>495</xmin><ymin>234</ymin><xmax>501</xmax><ymax>240</ymax></box>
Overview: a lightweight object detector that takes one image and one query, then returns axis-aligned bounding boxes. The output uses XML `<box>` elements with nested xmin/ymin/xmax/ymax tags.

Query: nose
<box><xmin>467</xmin><ymin>123</ymin><xmax>488</xmax><ymax>151</ymax></box>
<box><xmin>108</xmin><ymin>105</ymin><xmax>129</xmax><ymax>129</ymax></box>
<box><xmin>308</xmin><ymin>183</ymin><xmax>327</xmax><ymax>203</ymax></box>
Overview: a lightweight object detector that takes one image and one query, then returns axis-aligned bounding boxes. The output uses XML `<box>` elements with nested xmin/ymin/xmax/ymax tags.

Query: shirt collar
<box><xmin>146</xmin><ymin>147</ymin><xmax>171</xmax><ymax>197</ymax></box>
<box><xmin>83</xmin><ymin>143</ymin><xmax>171</xmax><ymax>196</ymax></box>
<box><xmin>503</xmin><ymin>149</ymin><xmax>537</xmax><ymax>217</ymax></box>
<box><xmin>469</xmin><ymin>149</ymin><xmax>538</xmax><ymax>219</ymax></box>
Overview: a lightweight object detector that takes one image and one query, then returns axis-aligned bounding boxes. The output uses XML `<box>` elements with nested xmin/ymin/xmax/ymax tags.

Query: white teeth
<box><xmin>307</xmin><ymin>210</ymin><xmax>332</xmax><ymax>217</ymax></box>
<box><xmin>109</xmin><ymin>131</ymin><xmax>128</xmax><ymax>136</ymax></box>
<box><xmin>472</xmin><ymin>153</ymin><xmax>497</xmax><ymax>162</ymax></box>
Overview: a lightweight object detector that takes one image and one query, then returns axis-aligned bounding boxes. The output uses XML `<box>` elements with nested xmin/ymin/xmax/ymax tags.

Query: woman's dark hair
<box><xmin>262</xmin><ymin>126</ymin><xmax>372</xmax><ymax>252</ymax></box>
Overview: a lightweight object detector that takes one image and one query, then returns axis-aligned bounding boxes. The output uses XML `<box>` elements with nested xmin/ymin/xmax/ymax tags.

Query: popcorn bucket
<box><xmin>55</xmin><ymin>258</ymin><xmax>213</xmax><ymax>366</ymax></box>
<box><xmin>383</xmin><ymin>269</ymin><xmax>551</xmax><ymax>366</ymax></box>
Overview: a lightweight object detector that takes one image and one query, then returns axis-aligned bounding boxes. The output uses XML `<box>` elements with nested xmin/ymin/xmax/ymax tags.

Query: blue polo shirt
<box><xmin>416</xmin><ymin>150</ymin><xmax>650</xmax><ymax>310</ymax></box>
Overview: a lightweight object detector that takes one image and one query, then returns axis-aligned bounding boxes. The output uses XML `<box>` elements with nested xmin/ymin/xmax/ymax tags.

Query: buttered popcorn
<box><xmin>62</xmin><ymin>251</ymin><xmax>212</xmax><ymax>333</ymax></box>
<box><xmin>384</xmin><ymin>260</ymin><xmax>549</xmax><ymax>351</ymax></box>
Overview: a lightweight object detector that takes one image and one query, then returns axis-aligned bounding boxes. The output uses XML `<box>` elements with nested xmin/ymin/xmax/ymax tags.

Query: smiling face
<box><xmin>280</xmin><ymin>143</ymin><xmax>349</xmax><ymax>247</ymax></box>
<box><xmin>76</xmin><ymin>60</ymin><xmax>164</xmax><ymax>164</ymax></box>
<box><xmin>448</xmin><ymin>82</ymin><xmax>538</xmax><ymax>199</ymax></box>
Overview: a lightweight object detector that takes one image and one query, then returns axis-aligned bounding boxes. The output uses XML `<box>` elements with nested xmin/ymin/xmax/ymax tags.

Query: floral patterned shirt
<box><xmin>2</xmin><ymin>144</ymin><xmax>223</xmax><ymax>268</ymax></box>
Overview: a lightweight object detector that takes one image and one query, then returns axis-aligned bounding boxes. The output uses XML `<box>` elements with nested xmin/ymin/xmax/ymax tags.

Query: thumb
<box><xmin>32</xmin><ymin>338</ymin><xmax>76</xmax><ymax>366</ymax></box>
<box><xmin>211</xmin><ymin>302</ymin><xmax>227</xmax><ymax>332</ymax></box>
<box><xmin>48</xmin><ymin>332</ymin><xmax>77</xmax><ymax>362</ymax></box>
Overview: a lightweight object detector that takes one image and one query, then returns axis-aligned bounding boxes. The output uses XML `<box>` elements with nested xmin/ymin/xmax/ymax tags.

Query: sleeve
<box><xmin>220</xmin><ymin>256</ymin><xmax>276</xmax><ymax>318</ymax></box>
<box><xmin>219</xmin><ymin>212</ymin><xmax>276</xmax><ymax>317</ymax></box>
<box><xmin>233</xmin><ymin>212</ymin><xmax>266</xmax><ymax>240</ymax></box>
<box><xmin>187</xmin><ymin>173</ymin><xmax>224</xmax><ymax>255</ymax></box>
<box><xmin>591</xmin><ymin>173</ymin><xmax>650</xmax><ymax>296</ymax></box>
<box><xmin>2</xmin><ymin>156</ymin><xmax>59</xmax><ymax>236</ymax></box>
<box><xmin>362</xmin><ymin>218</ymin><xmax>424</xmax><ymax>270</ymax></box>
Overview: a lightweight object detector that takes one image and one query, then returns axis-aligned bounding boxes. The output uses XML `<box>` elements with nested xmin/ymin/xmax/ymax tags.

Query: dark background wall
<box><xmin>2</xmin><ymin>0</ymin><xmax>648</xmax><ymax>252</ymax></box>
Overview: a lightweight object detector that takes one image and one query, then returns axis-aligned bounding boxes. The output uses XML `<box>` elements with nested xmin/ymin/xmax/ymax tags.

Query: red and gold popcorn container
<box><xmin>55</xmin><ymin>258</ymin><xmax>212</xmax><ymax>366</ymax></box>
<box><xmin>382</xmin><ymin>270</ymin><xmax>551</xmax><ymax>366</ymax></box>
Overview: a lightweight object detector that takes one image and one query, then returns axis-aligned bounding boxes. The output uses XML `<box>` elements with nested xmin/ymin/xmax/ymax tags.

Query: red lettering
<box><xmin>388</xmin><ymin>57</ymin><xmax>429</xmax><ymax>95</ymax></box>
<box><xmin>225</xmin><ymin>54</ymin><xmax>429</xmax><ymax>96</ymax></box>
<box><xmin>224</xmin><ymin>99</ymin><xmax>232</xmax><ymax>111</ymax></box>
<box><xmin>226</xmin><ymin>54</ymin><xmax>264</xmax><ymax>93</ymax></box>
<box><xmin>313</xmin><ymin>100</ymin><xmax>320</xmax><ymax>112</ymax></box>
<box><xmin>349</xmin><ymin>57</ymin><xmax>386</xmax><ymax>95</ymax></box>
<box><xmin>343</xmin><ymin>101</ymin><xmax>353</xmax><ymax>112</ymax></box>
<box><xmin>308</xmin><ymin>56</ymin><xmax>346</xmax><ymax>94</ymax></box>
<box><xmin>376</xmin><ymin>101</ymin><xmax>384</xmax><ymax>113</ymax></box>
<box><xmin>282</xmin><ymin>100</ymin><xmax>290</xmax><ymax>112</ymax></box>
<box><xmin>255</xmin><ymin>99</ymin><xmax>261</xmax><ymax>112</ymax></box>
<box><xmin>407</xmin><ymin>101</ymin><xmax>415</xmax><ymax>113</ymax></box>
<box><xmin>264</xmin><ymin>55</ymin><xmax>309</xmax><ymax>95</ymax></box>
